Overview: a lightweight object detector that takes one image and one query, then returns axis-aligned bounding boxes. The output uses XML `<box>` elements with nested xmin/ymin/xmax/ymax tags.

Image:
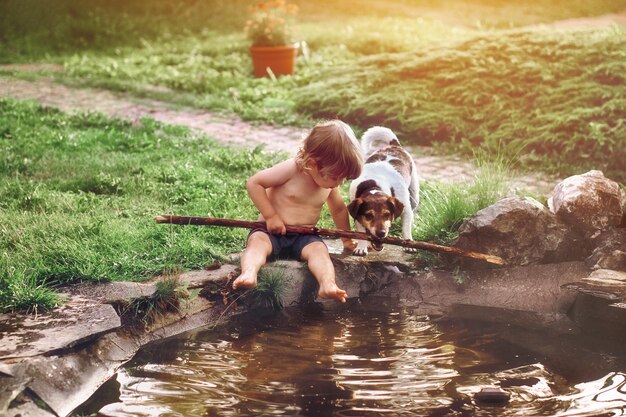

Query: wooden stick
<box><xmin>155</xmin><ymin>215</ymin><xmax>505</xmax><ymax>265</ymax></box>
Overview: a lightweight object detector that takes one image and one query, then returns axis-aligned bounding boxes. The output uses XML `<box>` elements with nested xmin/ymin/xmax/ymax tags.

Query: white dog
<box><xmin>348</xmin><ymin>127</ymin><xmax>419</xmax><ymax>256</ymax></box>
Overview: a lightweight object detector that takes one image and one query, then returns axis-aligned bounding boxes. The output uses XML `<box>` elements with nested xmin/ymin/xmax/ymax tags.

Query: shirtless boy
<box><xmin>232</xmin><ymin>120</ymin><xmax>363</xmax><ymax>303</ymax></box>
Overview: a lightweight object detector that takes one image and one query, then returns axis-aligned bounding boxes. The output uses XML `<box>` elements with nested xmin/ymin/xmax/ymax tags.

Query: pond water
<box><xmin>81</xmin><ymin>299</ymin><xmax>626</xmax><ymax>416</ymax></box>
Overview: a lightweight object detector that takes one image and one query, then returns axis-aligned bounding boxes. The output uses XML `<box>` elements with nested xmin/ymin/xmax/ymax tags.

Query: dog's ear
<box><xmin>347</xmin><ymin>198</ymin><xmax>363</xmax><ymax>219</ymax></box>
<box><xmin>387</xmin><ymin>197</ymin><xmax>404</xmax><ymax>218</ymax></box>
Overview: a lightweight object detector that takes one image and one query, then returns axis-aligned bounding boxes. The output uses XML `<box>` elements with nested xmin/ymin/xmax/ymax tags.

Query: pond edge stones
<box><xmin>453</xmin><ymin>170</ymin><xmax>626</xmax><ymax>269</ymax></box>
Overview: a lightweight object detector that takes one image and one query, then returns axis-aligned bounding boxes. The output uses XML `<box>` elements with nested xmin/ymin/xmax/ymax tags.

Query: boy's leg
<box><xmin>232</xmin><ymin>231</ymin><xmax>273</xmax><ymax>290</ymax></box>
<box><xmin>300</xmin><ymin>242</ymin><xmax>347</xmax><ymax>303</ymax></box>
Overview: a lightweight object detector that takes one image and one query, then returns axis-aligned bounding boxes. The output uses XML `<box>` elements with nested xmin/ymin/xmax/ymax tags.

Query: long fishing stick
<box><xmin>155</xmin><ymin>215</ymin><xmax>505</xmax><ymax>265</ymax></box>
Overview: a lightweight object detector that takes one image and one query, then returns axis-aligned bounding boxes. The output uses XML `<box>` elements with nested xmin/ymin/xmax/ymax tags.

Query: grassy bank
<box><xmin>60</xmin><ymin>24</ymin><xmax>626</xmax><ymax>181</ymax></box>
<box><xmin>3</xmin><ymin>0</ymin><xmax>624</xmax><ymax>59</ymax></box>
<box><xmin>296</xmin><ymin>27</ymin><xmax>626</xmax><ymax>181</ymax></box>
<box><xmin>2</xmin><ymin>1</ymin><xmax>624</xmax><ymax>311</ymax></box>
<box><xmin>0</xmin><ymin>0</ymin><xmax>626</xmax><ymax>182</ymax></box>
<box><xmin>0</xmin><ymin>98</ymin><xmax>278</xmax><ymax>312</ymax></box>
<box><xmin>0</xmin><ymin>98</ymin><xmax>507</xmax><ymax>312</ymax></box>
<box><xmin>1</xmin><ymin>1</ymin><xmax>625</xmax><ymax>182</ymax></box>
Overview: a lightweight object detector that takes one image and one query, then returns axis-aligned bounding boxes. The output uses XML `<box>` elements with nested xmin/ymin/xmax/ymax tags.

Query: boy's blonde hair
<box><xmin>296</xmin><ymin>120</ymin><xmax>363</xmax><ymax>180</ymax></box>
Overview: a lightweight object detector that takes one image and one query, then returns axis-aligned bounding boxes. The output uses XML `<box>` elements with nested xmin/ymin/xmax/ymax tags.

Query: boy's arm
<box><xmin>246</xmin><ymin>159</ymin><xmax>297</xmax><ymax>234</ymax></box>
<box><xmin>327</xmin><ymin>187</ymin><xmax>357</xmax><ymax>252</ymax></box>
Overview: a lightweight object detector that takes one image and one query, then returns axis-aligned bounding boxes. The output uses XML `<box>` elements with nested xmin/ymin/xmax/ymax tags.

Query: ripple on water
<box><xmin>91</xmin><ymin>307</ymin><xmax>626</xmax><ymax>416</ymax></box>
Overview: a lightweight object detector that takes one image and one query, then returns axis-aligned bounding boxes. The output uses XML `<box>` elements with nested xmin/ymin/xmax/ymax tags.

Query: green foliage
<box><xmin>241</xmin><ymin>269</ymin><xmax>290</xmax><ymax>310</ymax></box>
<box><xmin>3</xmin><ymin>1</ymin><xmax>624</xmax><ymax>180</ymax></box>
<box><xmin>296</xmin><ymin>27</ymin><xmax>626</xmax><ymax>181</ymax></box>
<box><xmin>52</xmin><ymin>23</ymin><xmax>626</xmax><ymax>180</ymax></box>
<box><xmin>0</xmin><ymin>269</ymin><xmax>63</xmax><ymax>313</ymax></box>
<box><xmin>414</xmin><ymin>161</ymin><xmax>509</xmax><ymax>243</ymax></box>
<box><xmin>244</xmin><ymin>0</ymin><xmax>299</xmax><ymax>47</ymax></box>
<box><xmin>118</xmin><ymin>275</ymin><xmax>190</xmax><ymax>326</ymax></box>
<box><xmin>2</xmin><ymin>0</ymin><xmax>626</xmax><ymax>312</ymax></box>
<box><xmin>60</xmin><ymin>33</ymin><xmax>303</xmax><ymax>125</ymax></box>
<box><xmin>0</xmin><ymin>0</ymin><xmax>250</xmax><ymax>61</ymax></box>
<box><xmin>3</xmin><ymin>0</ymin><xmax>625</xmax><ymax>61</ymax></box>
<box><xmin>0</xmin><ymin>98</ymin><xmax>282</xmax><ymax>312</ymax></box>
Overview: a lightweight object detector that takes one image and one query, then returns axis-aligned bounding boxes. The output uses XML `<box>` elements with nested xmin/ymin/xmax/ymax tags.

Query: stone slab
<box><xmin>414</xmin><ymin>261</ymin><xmax>590</xmax><ymax>316</ymax></box>
<box><xmin>20</xmin><ymin>332</ymin><xmax>140</xmax><ymax>417</ymax></box>
<box><xmin>563</xmin><ymin>269</ymin><xmax>626</xmax><ymax>302</ymax></box>
<box><xmin>176</xmin><ymin>264</ymin><xmax>238</xmax><ymax>288</ymax></box>
<box><xmin>8</xmin><ymin>297</ymin><xmax>216</xmax><ymax>417</ymax></box>
<box><xmin>0</xmin><ymin>297</ymin><xmax>121</xmax><ymax>359</ymax></box>
<box><xmin>5</xmin><ymin>401</ymin><xmax>56</xmax><ymax>417</ymax></box>
<box><xmin>61</xmin><ymin>281</ymin><xmax>157</xmax><ymax>303</ymax></box>
<box><xmin>564</xmin><ymin>269</ymin><xmax>626</xmax><ymax>340</ymax></box>
<box><xmin>0</xmin><ymin>266</ymin><xmax>236</xmax><ymax>362</ymax></box>
<box><xmin>584</xmin><ymin>269</ymin><xmax>626</xmax><ymax>287</ymax></box>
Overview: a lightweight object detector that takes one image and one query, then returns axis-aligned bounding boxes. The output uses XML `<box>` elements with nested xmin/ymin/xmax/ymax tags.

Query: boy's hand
<box><xmin>265</xmin><ymin>214</ymin><xmax>287</xmax><ymax>235</ymax></box>
<box><xmin>341</xmin><ymin>238</ymin><xmax>357</xmax><ymax>253</ymax></box>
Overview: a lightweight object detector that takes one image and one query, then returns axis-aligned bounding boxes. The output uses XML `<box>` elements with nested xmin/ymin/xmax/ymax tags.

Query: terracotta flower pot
<box><xmin>249</xmin><ymin>44</ymin><xmax>298</xmax><ymax>78</ymax></box>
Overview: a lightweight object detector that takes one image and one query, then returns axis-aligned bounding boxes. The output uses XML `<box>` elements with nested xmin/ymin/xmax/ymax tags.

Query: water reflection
<box><xmin>553</xmin><ymin>372</ymin><xmax>626</xmax><ymax>417</ymax></box>
<box><xmin>91</xmin><ymin>303</ymin><xmax>626</xmax><ymax>416</ymax></box>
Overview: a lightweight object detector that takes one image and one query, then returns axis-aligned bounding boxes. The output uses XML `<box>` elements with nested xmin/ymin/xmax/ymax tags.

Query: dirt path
<box><xmin>0</xmin><ymin>75</ymin><xmax>559</xmax><ymax>195</ymax></box>
<box><xmin>0</xmin><ymin>75</ymin><xmax>306</xmax><ymax>153</ymax></box>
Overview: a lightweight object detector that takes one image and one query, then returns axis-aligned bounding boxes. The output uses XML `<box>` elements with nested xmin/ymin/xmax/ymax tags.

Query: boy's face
<box><xmin>310</xmin><ymin>163</ymin><xmax>345</xmax><ymax>189</ymax></box>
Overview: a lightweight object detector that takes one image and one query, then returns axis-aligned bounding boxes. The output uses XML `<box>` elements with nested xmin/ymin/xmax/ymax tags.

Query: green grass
<box><xmin>415</xmin><ymin>176</ymin><xmax>505</xmax><ymax>244</ymax></box>
<box><xmin>0</xmin><ymin>270</ymin><xmax>63</xmax><ymax>314</ymax></box>
<box><xmin>295</xmin><ymin>27</ymin><xmax>626</xmax><ymax>181</ymax></box>
<box><xmin>241</xmin><ymin>269</ymin><xmax>291</xmax><ymax>311</ymax></box>
<box><xmin>116</xmin><ymin>275</ymin><xmax>191</xmax><ymax>326</ymax></box>
<box><xmin>0</xmin><ymin>97</ymin><xmax>283</xmax><ymax>312</ymax></box>
<box><xmin>2</xmin><ymin>0</ymin><xmax>625</xmax><ymax>61</ymax></box>
<box><xmin>2</xmin><ymin>0</ymin><xmax>626</xmax><ymax>311</ymax></box>
<box><xmin>0</xmin><ymin>97</ymin><xmax>511</xmax><ymax>312</ymax></box>
<box><xmin>2</xmin><ymin>0</ymin><xmax>625</xmax><ymax>181</ymax></box>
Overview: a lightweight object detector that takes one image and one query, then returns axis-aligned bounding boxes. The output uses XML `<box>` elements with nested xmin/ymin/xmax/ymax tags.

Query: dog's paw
<box><xmin>352</xmin><ymin>247</ymin><xmax>369</xmax><ymax>257</ymax></box>
<box><xmin>403</xmin><ymin>247</ymin><xmax>418</xmax><ymax>253</ymax></box>
<box><xmin>352</xmin><ymin>240</ymin><xmax>369</xmax><ymax>257</ymax></box>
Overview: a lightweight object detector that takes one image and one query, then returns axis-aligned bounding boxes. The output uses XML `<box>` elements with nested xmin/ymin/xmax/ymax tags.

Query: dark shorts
<box><xmin>248</xmin><ymin>228</ymin><xmax>326</xmax><ymax>260</ymax></box>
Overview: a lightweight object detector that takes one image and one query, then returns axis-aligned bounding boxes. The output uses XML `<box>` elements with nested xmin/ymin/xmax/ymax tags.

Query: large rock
<box><xmin>548</xmin><ymin>170</ymin><xmax>625</xmax><ymax>237</ymax></box>
<box><xmin>586</xmin><ymin>228</ymin><xmax>626</xmax><ymax>271</ymax></box>
<box><xmin>453</xmin><ymin>196</ymin><xmax>586</xmax><ymax>266</ymax></box>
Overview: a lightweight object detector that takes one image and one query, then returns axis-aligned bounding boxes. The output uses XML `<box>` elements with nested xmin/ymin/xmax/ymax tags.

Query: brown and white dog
<box><xmin>348</xmin><ymin>127</ymin><xmax>419</xmax><ymax>256</ymax></box>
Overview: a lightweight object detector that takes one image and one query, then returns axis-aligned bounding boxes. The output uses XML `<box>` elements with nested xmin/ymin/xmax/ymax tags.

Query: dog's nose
<box><xmin>375</xmin><ymin>230</ymin><xmax>387</xmax><ymax>238</ymax></box>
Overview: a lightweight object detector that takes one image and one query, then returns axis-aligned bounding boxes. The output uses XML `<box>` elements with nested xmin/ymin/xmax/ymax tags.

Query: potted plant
<box><xmin>244</xmin><ymin>0</ymin><xmax>299</xmax><ymax>78</ymax></box>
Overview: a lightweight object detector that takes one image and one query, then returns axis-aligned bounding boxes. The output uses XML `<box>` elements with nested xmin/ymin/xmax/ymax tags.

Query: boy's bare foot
<box><xmin>232</xmin><ymin>271</ymin><xmax>258</xmax><ymax>290</ymax></box>
<box><xmin>318</xmin><ymin>282</ymin><xmax>348</xmax><ymax>303</ymax></box>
